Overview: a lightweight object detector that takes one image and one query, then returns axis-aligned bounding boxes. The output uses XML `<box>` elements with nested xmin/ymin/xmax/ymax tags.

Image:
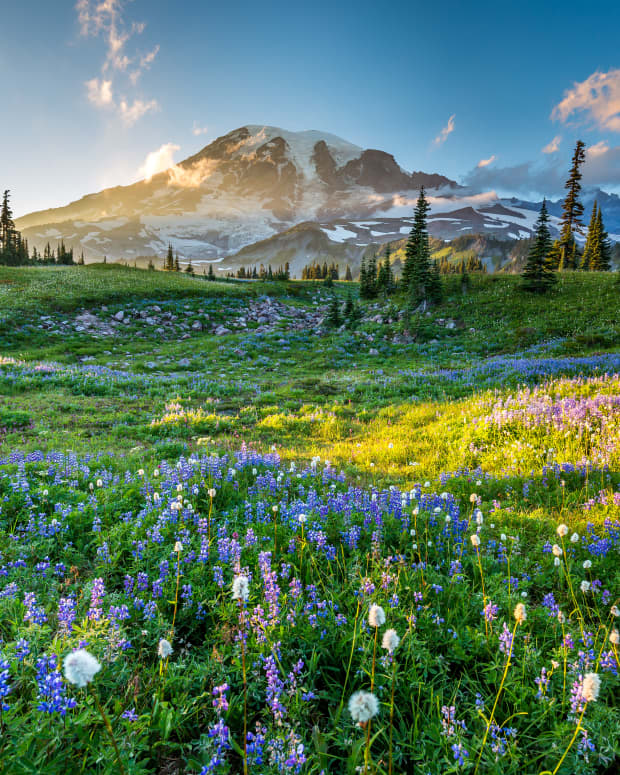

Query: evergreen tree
<box><xmin>558</xmin><ymin>140</ymin><xmax>586</xmax><ymax>270</ymax></box>
<box><xmin>326</xmin><ymin>295</ymin><xmax>341</xmax><ymax>327</ymax></box>
<box><xmin>345</xmin><ymin>264</ymin><xmax>353</xmax><ymax>282</ymax></box>
<box><xmin>376</xmin><ymin>245</ymin><xmax>395</xmax><ymax>296</ymax></box>
<box><xmin>78</xmin><ymin>250</ymin><xmax>85</xmax><ymax>266</ymax></box>
<box><xmin>521</xmin><ymin>199</ymin><xmax>556</xmax><ymax>293</ymax></box>
<box><xmin>594</xmin><ymin>206</ymin><xmax>612</xmax><ymax>271</ymax></box>
<box><xmin>148</xmin><ymin>258</ymin><xmax>155</xmax><ymax>270</ymax></box>
<box><xmin>165</xmin><ymin>244</ymin><xmax>174</xmax><ymax>271</ymax></box>
<box><xmin>174</xmin><ymin>253</ymin><xmax>181</xmax><ymax>272</ymax></box>
<box><xmin>581</xmin><ymin>201</ymin><xmax>598</xmax><ymax>271</ymax></box>
<box><xmin>404</xmin><ymin>187</ymin><xmax>437</xmax><ymax>307</ymax></box>
<box><xmin>208</xmin><ymin>263</ymin><xmax>215</xmax><ymax>281</ymax></box>
<box><xmin>185</xmin><ymin>258</ymin><xmax>194</xmax><ymax>274</ymax></box>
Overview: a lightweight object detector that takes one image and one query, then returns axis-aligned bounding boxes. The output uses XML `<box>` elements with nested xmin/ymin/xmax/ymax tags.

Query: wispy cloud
<box><xmin>542</xmin><ymin>135</ymin><xmax>562</xmax><ymax>154</ymax></box>
<box><xmin>463</xmin><ymin>142</ymin><xmax>620</xmax><ymax>196</ymax></box>
<box><xmin>433</xmin><ymin>114</ymin><xmax>455</xmax><ymax>146</ymax></box>
<box><xmin>477</xmin><ymin>155</ymin><xmax>496</xmax><ymax>168</ymax></box>
<box><xmin>588</xmin><ymin>140</ymin><xmax>609</xmax><ymax>158</ymax></box>
<box><xmin>192</xmin><ymin>122</ymin><xmax>210</xmax><ymax>137</ymax></box>
<box><xmin>138</xmin><ymin>143</ymin><xmax>180</xmax><ymax>180</ymax></box>
<box><xmin>552</xmin><ymin>68</ymin><xmax>620</xmax><ymax>132</ymax></box>
<box><xmin>85</xmin><ymin>77</ymin><xmax>113</xmax><ymax>107</ymax></box>
<box><xmin>77</xmin><ymin>0</ymin><xmax>160</xmax><ymax>125</ymax></box>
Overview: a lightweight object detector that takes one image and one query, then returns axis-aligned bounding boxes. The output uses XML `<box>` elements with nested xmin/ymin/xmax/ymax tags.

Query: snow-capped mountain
<box><xmin>15</xmin><ymin>125</ymin><xmax>455</xmax><ymax>263</ymax></box>
<box><xmin>15</xmin><ymin>125</ymin><xmax>619</xmax><ymax>270</ymax></box>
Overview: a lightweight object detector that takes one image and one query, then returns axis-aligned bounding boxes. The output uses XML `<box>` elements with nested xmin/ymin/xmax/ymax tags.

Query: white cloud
<box><xmin>433</xmin><ymin>114</ymin><xmax>455</xmax><ymax>147</ymax></box>
<box><xmin>167</xmin><ymin>158</ymin><xmax>220</xmax><ymax>188</ymax></box>
<box><xmin>138</xmin><ymin>143</ymin><xmax>180</xmax><ymax>180</ymax></box>
<box><xmin>119</xmin><ymin>98</ymin><xmax>159</xmax><ymax>126</ymax></box>
<box><xmin>542</xmin><ymin>135</ymin><xmax>562</xmax><ymax>154</ymax></box>
<box><xmin>192</xmin><ymin>122</ymin><xmax>210</xmax><ymax>136</ymax></box>
<box><xmin>588</xmin><ymin>140</ymin><xmax>609</xmax><ymax>158</ymax></box>
<box><xmin>85</xmin><ymin>77</ymin><xmax>113</xmax><ymax>107</ymax></box>
<box><xmin>77</xmin><ymin>0</ymin><xmax>160</xmax><ymax>124</ymax></box>
<box><xmin>477</xmin><ymin>155</ymin><xmax>496</xmax><ymax>168</ymax></box>
<box><xmin>552</xmin><ymin>68</ymin><xmax>620</xmax><ymax>132</ymax></box>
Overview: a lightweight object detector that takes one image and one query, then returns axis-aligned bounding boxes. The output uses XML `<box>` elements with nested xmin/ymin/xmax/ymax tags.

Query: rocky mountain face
<box><xmin>15</xmin><ymin>125</ymin><xmax>619</xmax><ymax>272</ymax></box>
<box><xmin>16</xmin><ymin>125</ymin><xmax>457</xmax><ymax>264</ymax></box>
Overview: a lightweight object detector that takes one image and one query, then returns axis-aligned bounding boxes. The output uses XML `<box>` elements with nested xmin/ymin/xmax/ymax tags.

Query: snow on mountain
<box><xmin>14</xmin><ymin>125</ymin><xmax>618</xmax><ymax>268</ymax></box>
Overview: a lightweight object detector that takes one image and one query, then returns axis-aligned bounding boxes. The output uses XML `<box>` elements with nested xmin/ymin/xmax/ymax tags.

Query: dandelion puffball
<box><xmin>611</xmin><ymin>605</ymin><xmax>620</xmax><ymax>617</ymax></box>
<box><xmin>514</xmin><ymin>603</ymin><xmax>527</xmax><ymax>624</ymax></box>
<box><xmin>232</xmin><ymin>575</ymin><xmax>250</xmax><ymax>602</ymax></box>
<box><xmin>158</xmin><ymin>638</ymin><xmax>173</xmax><ymax>659</ymax></box>
<box><xmin>609</xmin><ymin>629</ymin><xmax>619</xmax><ymax>646</ymax></box>
<box><xmin>580</xmin><ymin>580</ymin><xmax>591</xmax><ymax>593</ymax></box>
<box><xmin>583</xmin><ymin>560</ymin><xmax>592</xmax><ymax>569</ymax></box>
<box><xmin>470</xmin><ymin>534</ymin><xmax>480</xmax><ymax>547</ymax></box>
<box><xmin>368</xmin><ymin>604</ymin><xmax>386</xmax><ymax>628</ymax></box>
<box><xmin>381</xmin><ymin>629</ymin><xmax>400</xmax><ymax>653</ymax></box>
<box><xmin>208</xmin><ymin>488</ymin><xmax>216</xmax><ymax>497</ymax></box>
<box><xmin>174</xmin><ymin>541</ymin><xmax>183</xmax><ymax>553</ymax></box>
<box><xmin>552</xmin><ymin>544</ymin><xmax>562</xmax><ymax>557</ymax></box>
<box><xmin>570</xmin><ymin>533</ymin><xmax>579</xmax><ymax>543</ymax></box>
<box><xmin>556</xmin><ymin>524</ymin><xmax>568</xmax><ymax>538</ymax></box>
<box><xmin>63</xmin><ymin>649</ymin><xmax>101</xmax><ymax>688</ymax></box>
<box><xmin>348</xmin><ymin>690</ymin><xmax>379</xmax><ymax>724</ymax></box>
<box><xmin>582</xmin><ymin>673</ymin><xmax>601</xmax><ymax>703</ymax></box>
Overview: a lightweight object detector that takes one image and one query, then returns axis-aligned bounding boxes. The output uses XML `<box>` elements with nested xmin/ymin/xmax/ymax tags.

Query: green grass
<box><xmin>0</xmin><ymin>265</ymin><xmax>618</xmax><ymax>774</ymax></box>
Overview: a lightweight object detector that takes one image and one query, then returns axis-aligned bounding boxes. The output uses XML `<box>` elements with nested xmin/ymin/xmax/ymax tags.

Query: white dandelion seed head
<box><xmin>583</xmin><ymin>560</ymin><xmax>592</xmax><ymax>569</ymax></box>
<box><xmin>558</xmin><ymin>611</ymin><xmax>566</xmax><ymax>624</ymax></box>
<box><xmin>609</xmin><ymin>629</ymin><xmax>619</xmax><ymax>646</ymax></box>
<box><xmin>554</xmin><ymin>557</ymin><xmax>561</xmax><ymax>566</ymax></box>
<box><xmin>475</xmin><ymin>512</ymin><xmax>484</xmax><ymax>526</ymax></box>
<box><xmin>514</xmin><ymin>603</ymin><xmax>527</xmax><ymax>624</ymax></box>
<box><xmin>552</xmin><ymin>544</ymin><xmax>563</xmax><ymax>557</ymax></box>
<box><xmin>158</xmin><ymin>639</ymin><xmax>173</xmax><ymax>659</ymax></box>
<box><xmin>232</xmin><ymin>575</ymin><xmax>250</xmax><ymax>602</ymax></box>
<box><xmin>174</xmin><ymin>541</ymin><xmax>183</xmax><ymax>553</ymax></box>
<box><xmin>63</xmin><ymin>649</ymin><xmax>101</xmax><ymax>688</ymax></box>
<box><xmin>298</xmin><ymin>514</ymin><xmax>307</xmax><ymax>524</ymax></box>
<box><xmin>556</xmin><ymin>524</ymin><xmax>568</xmax><ymax>538</ymax></box>
<box><xmin>96</xmin><ymin>479</ymin><xmax>103</xmax><ymax>488</ymax></box>
<box><xmin>582</xmin><ymin>673</ymin><xmax>600</xmax><ymax>703</ymax></box>
<box><xmin>381</xmin><ymin>629</ymin><xmax>400</xmax><ymax>653</ymax></box>
<box><xmin>153</xmin><ymin>492</ymin><xmax>160</xmax><ymax>501</ymax></box>
<box><xmin>470</xmin><ymin>534</ymin><xmax>480</xmax><ymax>547</ymax></box>
<box><xmin>153</xmin><ymin>469</ymin><xmax>159</xmax><ymax>477</ymax></box>
<box><xmin>368</xmin><ymin>604</ymin><xmax>386</xmax><ymax>628</ymax></box>
<box><xmin>348</xmin><ymin>690</ymin><xmax>379</xmax><ymax>724</ymax></box>
<box><xmin>469</xmin><ymin>493</ymin><xmax>477</xmax><ymax>503</ymax></box>
<box><xmin>570</xmin><ymin>532</ymin><xmax>579</xmax><ymax>543</ymax></box>
<box><xmin>138</xmin><ymin>469</ymin><xmax>144</xmax><ymax>476</ymax></box>
<box><xmin>580</xmin><ymin>580</ymin><xmax>591</xmax><ymax>593</ymax></box>
<box><xmin>208</xmin><ymin>488</ymin><xmax>216</xmax><ymax>497</ymax></box>
<box><xmin>501</xmin><ymin>533</ymin><xmax>507</xmax><ymax>542</ymax></box>
<box><xmin>611</xmin><ymin>605</ymin><xmax>620</xmax><ymax>617</ymax></box>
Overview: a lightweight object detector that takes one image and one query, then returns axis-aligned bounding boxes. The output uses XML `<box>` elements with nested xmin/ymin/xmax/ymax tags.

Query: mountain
<box><xmin>15</xmin><ymin>125</ymin><xmax>457</xmax><ymax>264</ymax></box>
<box><xmin>15</xmin><ymin>125</ymin><xmax>619</xmax><ymax>270</ymax></box>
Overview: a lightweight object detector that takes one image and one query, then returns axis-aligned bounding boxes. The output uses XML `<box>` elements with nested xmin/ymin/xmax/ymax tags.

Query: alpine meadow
<box><xmin>0</xmin><ymin>1</ymin><xmax>619</xmax><ymax>774</ymax></box>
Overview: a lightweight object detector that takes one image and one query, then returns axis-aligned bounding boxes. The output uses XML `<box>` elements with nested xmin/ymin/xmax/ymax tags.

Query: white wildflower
<box><xmin>580</xmin><ymin>580</ymin><xmax>591</xmax><ymax>593</ymax></box>
<box><xmin>556</xmin><ymin>524</ymin><xmax>568</xmax><ymax>538</ymax></box>
<box><xmin>157</xmin><ymin>639</ymin><xmax>173</xmax><ymax>659</ymax></box>
<box><xmin>583</xmin><ymin>560</ymin><xmax>592</xmax><ymax>569</ymax></box>
<box><xmin>232</xmin><ymin>575</ymin><xmax>250</xmax><ymax>602</ymax></box>
<box><xmin>348</xmin><ymin>691</ymin><xmax>379</xmax><ymax>724</ymax></box>
<box><xmin>368</xmin><ymin>604</ymin><xmax>386</xmax><ymax>628</ymax></box>
<box><xmin>208</xmin><ymin>488</ymin><xmax>216</xmax><ymax>497</ymax></box>
<box><xmin>582</xmin><ymin>673</ymin><xmax>600</xmax><ymax>703</ymax></box>
<box><xmin>514</xmin><ymin>603</ymin><xmax>527</xmax><ymax>624</ymax></box>
<box><xmin>552</xmin><ymin>544</ymin><xmax>562</xmax><ymax>557</ymax></box>
<box><xmin>381</xmin><ymin>629</ymin><xmax>400</xmax><ymax>653</ymax></box>
<box><xmin>174</xmin><ymin>541</ymin><xmax>183</xmax><ymax>553</ymax></box>
<box><xmin>570</xmin><ymin>532</ymin><xmax>579</xmax><ymax>543</ymax></box>
<box><xmin>63</xmin><ymin>649</ymin><xmax>101</xmax><ymax>688</ymax></box>
<box><xmin>609</xmin><ymin>629</ymin><xmax>619</xmax><ymax>646</ymax></box>
<box><xmin>470</xmin><ymin>534</ymin><xmax>480</xmax><ymax>548</ymax></box>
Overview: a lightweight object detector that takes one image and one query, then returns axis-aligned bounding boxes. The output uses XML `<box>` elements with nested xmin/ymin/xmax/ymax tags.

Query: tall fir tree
<box><xmin>581</xmin><ymin>201</ymin><xmax>599</xmax><ymax>271</ymax></box>
<box><xmin>405</xmin><ymin>187</ymin><xmax>438</xmax><ymax>306</ymax></box>
<box><xmin>593</xmin><ymin>206</ymin><xmax>612</xmax><ymax>271</ymax></box>
<box><xmin>558</xmin><ymin>140</ymin><xmax>586</xmax><ymax>270</ymax></box>
<box><xmin>521</xmin><ymin>199</ymin><xmax>556</xmax><ymax>293</ymax></box>
<box><xmin>376</xmin><ymin>244</ymin><xmax>395</xmax><ymax>296</ymax></box>
<box><xmin>164</xmin><ymin>244</ymin><xmax>174</xmax><ymax>271</ymax></box>
<box><xmin>174</xmin><ymin>252</ymin><xmax>181</xmax><ymax>272</ymax></box>
<box><xmin>208</xmin><ymin>263</ymin><xmax>215</xmax><ymax>281</ymax></box>
<box><xmin>345</xmin><ymin>264</ymin><xmax>353</xmax><ymax>282</ymax></box>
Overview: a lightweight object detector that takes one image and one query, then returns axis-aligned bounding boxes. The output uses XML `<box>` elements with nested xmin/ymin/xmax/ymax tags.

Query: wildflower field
<box><xmin>0</xmin><ymin>265</ymin><xmax>618</xmax><ymax>774</ymax></box>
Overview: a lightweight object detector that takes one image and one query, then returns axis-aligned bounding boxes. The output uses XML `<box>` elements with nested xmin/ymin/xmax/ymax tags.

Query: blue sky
<box><xmin>3</xmin><ymin>0</ymin><xmax>620</xmax><ymax>216</ymax></box>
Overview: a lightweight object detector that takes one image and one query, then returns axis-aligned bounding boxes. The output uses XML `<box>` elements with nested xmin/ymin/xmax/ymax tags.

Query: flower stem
<box><xmin>91</xmin><ymin>687</ymin><xmax>126</xmax><ymax>775</ymax></box>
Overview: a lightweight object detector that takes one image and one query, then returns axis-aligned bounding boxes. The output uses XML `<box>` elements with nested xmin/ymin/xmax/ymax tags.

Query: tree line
<box><xmin>0</xmin><ymin>190</ymin><xmax>79</xmax><ymax>266</ymax></box>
